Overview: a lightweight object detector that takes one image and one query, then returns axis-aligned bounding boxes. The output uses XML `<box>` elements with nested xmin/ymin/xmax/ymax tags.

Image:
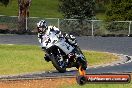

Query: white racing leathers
<box><xmin>38</xmin><ymin>26</ymin><xmax>74</xmax><ymax>54</ymax></box>
<box><xmin>38</xmin><ymin>26</ymin><xmax>76</xmax><ymax>52</ymax></box>
<box><xmin>38</xmin><ymin>26</ymin><xmax>87</xmax><ymax>72</ymax></box>
<box><xmin>38</xmin><ymin>26</ymin><xmax>60</xmax><ymax>43</ymax></box>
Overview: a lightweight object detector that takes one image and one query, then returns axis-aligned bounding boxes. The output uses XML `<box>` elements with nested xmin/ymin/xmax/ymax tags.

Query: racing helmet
<box><xmin>37</xmin><ymin>20</ymin><xmax>48</xmax><ymax>34</ymax></box>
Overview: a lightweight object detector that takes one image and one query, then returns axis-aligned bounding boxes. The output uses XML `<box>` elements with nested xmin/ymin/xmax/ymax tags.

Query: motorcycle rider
<box><xmin>37</xmin><ymin>20</ymin><xmax>87</xmax><ymax>69</ymax></box>
<box><xmin>37</xmin><ymin>20</ymin><xmax>77</xmax><ymax>46</ymax></box>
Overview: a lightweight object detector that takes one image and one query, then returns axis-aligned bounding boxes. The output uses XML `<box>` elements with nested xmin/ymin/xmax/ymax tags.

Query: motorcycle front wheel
<box><xmin>50</xmin><ymin>54</ymin><xmax>67</xmax><ymax>73</ymax></box>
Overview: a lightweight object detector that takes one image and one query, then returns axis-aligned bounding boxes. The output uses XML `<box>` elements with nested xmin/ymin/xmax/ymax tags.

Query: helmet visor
<box><xmin>38</xmin><ymin>27</ymin><xmax>47</xmax><ymax>33</ymax></box>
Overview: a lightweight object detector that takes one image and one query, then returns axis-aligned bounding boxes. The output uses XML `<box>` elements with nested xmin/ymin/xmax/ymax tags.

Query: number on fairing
<box><xmin>65</xmin><ymin>43</ymin><xmax>70</xmax><ymax>50</ymax></box>
<box><xmin>45</xmin><ymin>38</ymin><xmax>51</xmax><ymax>46</ymax></box>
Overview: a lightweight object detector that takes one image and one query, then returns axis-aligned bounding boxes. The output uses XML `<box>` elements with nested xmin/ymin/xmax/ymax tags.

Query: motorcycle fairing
<box><xmin>41</xmin><ymin>32</ymin><xmax>74</xmax><ymax>55</ymax></box>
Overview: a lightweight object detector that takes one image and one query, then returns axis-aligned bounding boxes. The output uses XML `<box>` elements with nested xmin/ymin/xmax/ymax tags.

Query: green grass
<box><xmin>0</xmin><ymin>1</ymin><xmax>18</xmax><ymax>16</ymax></box>
<box><xmin>0</xmin><ymin>44</ymin><xmax>53</xmax><ymax>75</ymax></box>
<box><xmin>83</xmin><ymin>50</ymin><xmax>118</xmax><ymax>66</ymax></box>
<box><xmin>0</xmin><ymin>0</ymin><xmax>106</xmax><ymax>19</ymax></box>
<box><xmin>61</xmin><ymin>81</ymin><xmax>132</xmax><ymax>88</ymax></box>
<box><xmin>0</xmin><ymin>44</ymin><xmax>118</xmax><ymax>75</ymax></box>
<box><xmin>96</xmin><ymin>13</ymin><xmax>106</xmax><ymax>20</ymax></box>
<box><xmin>0</xmin><ymin>0</ymin><xmax>62</xmax><ymax>18</ymax></box>
<box><xmin>30</xmin><ymin>0</ymin><xmax>62</xmax><ymax>18</ymax></box>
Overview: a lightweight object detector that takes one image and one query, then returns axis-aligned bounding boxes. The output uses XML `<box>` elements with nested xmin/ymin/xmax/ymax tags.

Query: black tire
<box><xmin>76</xmin><ymin>76</ymin><xmax>87</xmax><ymax>85</ymax></box>
<box><xmin>75</xmin><ymin>47</ymin><xmax>87</xmax><ymax>70</ymax></box>
<box><xmin>50</xmin><ymin>55</ymin><xmax>66</xmax><ymax>73</ymax></box>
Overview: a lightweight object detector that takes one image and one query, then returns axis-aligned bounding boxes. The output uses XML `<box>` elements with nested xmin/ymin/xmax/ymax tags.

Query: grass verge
<box><xmin>0</xmin><ymin>0</ymin><xmax>62</xmax><ymax>18</ymax></box>
<box><xmin>0</xmin><ymin>0</ymin><xmax>105</xmax><ymax>19</ymax></box>
<box><xmin>61</xmin><ymin>81</ymin><xmax>132</xmax><ymax>88</ymax></box>
<box><xmin>0</xmin><ymin>44</ymin><xmax>119</xmax><ymax>75</ymax></box>
<box><xmin>60</xmin><ymin>75</ymin><xmax>132</xmax><ymax>88</ymax></box>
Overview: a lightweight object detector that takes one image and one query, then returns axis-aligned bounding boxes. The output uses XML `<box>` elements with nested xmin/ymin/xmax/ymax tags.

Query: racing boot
<box><xmin>76</xmin><ymin>54</ymin><xmax>87</xmax><ymax>70</ymax></box>
<box><xmin>44</xmin><ymin>54</ymin><xmax>51</xmax><ymax>62</ymax></box>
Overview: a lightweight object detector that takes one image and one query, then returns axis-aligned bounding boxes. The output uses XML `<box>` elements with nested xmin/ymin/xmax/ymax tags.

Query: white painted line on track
<box><xmin>7</xmin><ymin>44</ymin><xmax>14</xmax><ymax>45</ymax></box>
<box><xmin>1</xmin><ymin>44</ymin><xmax>15</xmax><ymax>45</ymax></box>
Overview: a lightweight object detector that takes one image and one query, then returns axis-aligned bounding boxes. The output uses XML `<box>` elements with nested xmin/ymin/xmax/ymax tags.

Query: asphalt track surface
<box><xmin>0</xmin><ymin>35</ymin><xmax>132</xmax><ymax>79</ymax></box>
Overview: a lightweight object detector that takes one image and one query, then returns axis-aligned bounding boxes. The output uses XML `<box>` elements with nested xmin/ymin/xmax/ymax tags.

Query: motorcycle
<box><xmin>41</xmin><ymin>32</ymin><xmax>87</xmax><ymax>73</ymax></box>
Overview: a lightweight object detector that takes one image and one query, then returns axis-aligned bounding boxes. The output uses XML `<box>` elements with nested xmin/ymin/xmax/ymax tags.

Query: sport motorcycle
<box><xmin>41</xmin><ymin>32</ymin><xmax>87</xmax><ymax>73</ymax></box>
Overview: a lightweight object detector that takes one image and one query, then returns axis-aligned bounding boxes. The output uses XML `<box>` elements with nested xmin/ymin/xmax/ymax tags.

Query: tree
<box><xmin>105</xmin><ymin>0</ymin><xmax>132</xmax><ymax>21</ymax></box>
<box><xmin>0</xmin><ymin>0</ymin><xmax>31</xmax><ymax>34</ymax></box>
<box><xmin>59</xmin><ymin>0</ymin><xmax>95</xmax><ymax>36</ymax></box>
<box><xmin>18</xmin><ymin>0</ymin><xmax>31</xmax><ymax>34</ymax></box>
<box><xmin>104</xmin><ymin>0</ymin><xmax>132</xmax><ymax>36</ymax></box>
<box><xmin>59</xmin><ymin>0</ymin><xmax>95</xmax><ymax>19</ymax></box>
<box><xmin>0</xmin><ymin>0</ymin><xmax>9</xmax><ymax>6</ymax></box>
<box><xmin>95</xmin><ymin>0</ymin><xmax>110</xmax><ymax>12</ymax></box>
